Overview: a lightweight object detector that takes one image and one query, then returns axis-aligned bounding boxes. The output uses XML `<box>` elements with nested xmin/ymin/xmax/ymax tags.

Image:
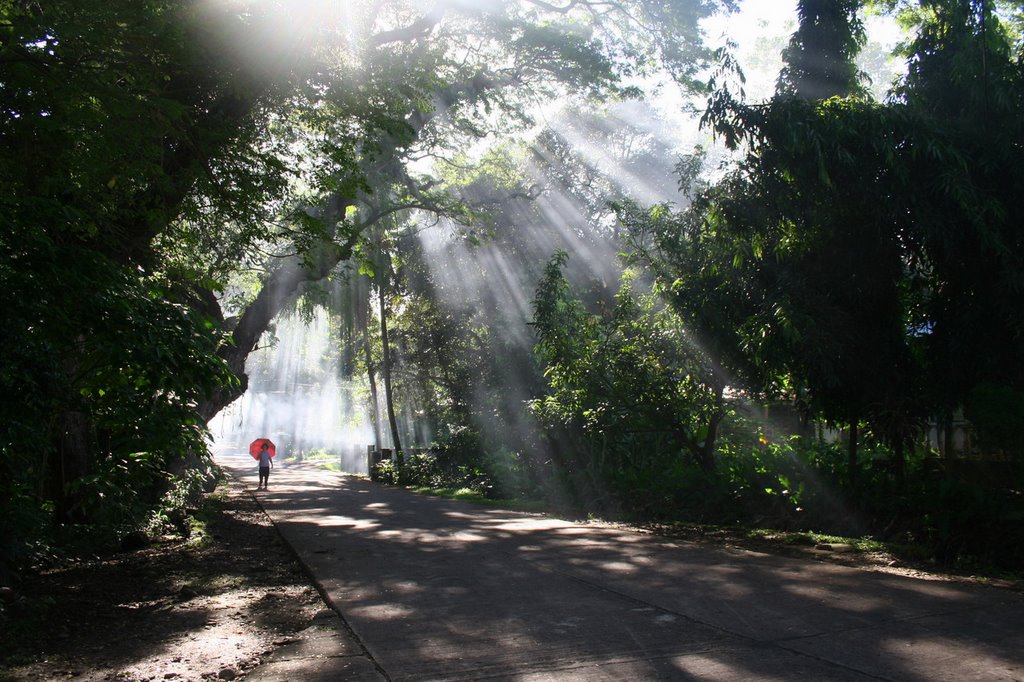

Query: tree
<box><xmin>1</xmin><ymin>0</ymin><xmax>289</xmax><ymax>531</ymax></box>
<box><xmin>532</xmin><ymin>253</ymin><xmax>727</xmax><ymax>494</ymax></box>
<box><xmin>891</xmin><ymin>0</ymin><xmax>1024</xmax><ymax>440</ymax></box>
<box><xmin>194</xmin><ymin>0</ymin><xmax>732</xmax><ymax>420</ymax></box>
<box><xmin>2</xmin><ymin>0</ymin><xmax>735</xmax><ymax>564</ymax></box>
<box><xmin>653</xmin><ymin>0</ymin><xmax>1024</xmax><ymax>491</ymax></box>
<box><xmin>777</xmin><ymin>0</ymin><xmax>868</xmax><ymax>99</ymax></box>
<box><xmin>633</xmin><ymin>0</ymin><xmax>909</xmax><ymax>485</ymax></box>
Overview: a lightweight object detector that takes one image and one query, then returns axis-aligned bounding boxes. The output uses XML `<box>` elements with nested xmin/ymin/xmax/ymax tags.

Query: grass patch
<box><xmin>393</xmin><ymin>483</ymin><xmax>1022</xmax><ymax>585</ymax></box>
<box><xmin>727</xmin><ymin>527</ymin><xmax>1021</xmax><ymax>582</ymax></box>
<box><xmin>407</xmin><ymin>486</ymin><xmax>549</xmax><ymax>512</ymax></box>
<box><xmin>744</xmin><ymin>528</ymin><xmax>885</xmax><ymax>552</ymax></box>
<box><xmin>300</xmin><ymin>448</ymin><xmax>337</xmax><ymax>461</ymax></box>
<box><xmin>183</xmin><ymin>500</ymin><xmax>219</xmax><ymax>549</ymax></box>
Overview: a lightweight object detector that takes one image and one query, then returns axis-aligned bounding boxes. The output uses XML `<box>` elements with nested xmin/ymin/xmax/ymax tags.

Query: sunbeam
<box><xmin>210</xmin><ymin>308</ymin><xmax>374</xmax><ymax>472</ymax></box>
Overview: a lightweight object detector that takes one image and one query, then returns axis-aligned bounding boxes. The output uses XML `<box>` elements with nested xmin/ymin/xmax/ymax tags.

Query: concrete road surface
<box><xmin>216</xmin><ymin>453</ymin><xmax>1024</xmax><ymax>681</ymax></box>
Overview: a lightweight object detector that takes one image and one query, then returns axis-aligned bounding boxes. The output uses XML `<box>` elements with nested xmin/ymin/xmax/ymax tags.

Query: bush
<box><xmin>369</xmin><ymin>444</ymin><xmax>500</xmax><ymax>497</ymax></box>
<box><xmin>146</xmin><ymin>462</ymin><xmax>221</xmax><ymax>539</ymax></box>
<box><xmin>480</xmin><ymin>449</ymin><xmax>543</xmax><ymax>499</ymax></box>
<box><xmin>370</xmin><ymin>417</ymin><xmax>1024</xmax><ymax>570</ymax></box>
<box><xmin>907</xmin><ymin>476</ymin><xmax>1024</xmax><ymax>569</ymax></box>
<box><xmin>399</xmin><ymin>452</ymin><xmax>441</xmax><ymax>487</ymax></box>
<box><xmin>371</xmin><ymin>460</ymin><xmax>400</xmax><ymax>485</ymax></box>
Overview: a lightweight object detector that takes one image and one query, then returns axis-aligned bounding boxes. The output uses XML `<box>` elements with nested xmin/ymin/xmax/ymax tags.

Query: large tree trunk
<box><xmin>892</xmin><ymin>439</ymin><xmax>906</xmax><ymax>492</ymax></box>
<box><xmin>195</xmin><ymin>77</ymin><xmax>499</xmax><ymax>424</ymax></box>
<box><xmin>197</xmin><ymin>199</ymin><xmax>355</xmax><ymax>422</ymax></box>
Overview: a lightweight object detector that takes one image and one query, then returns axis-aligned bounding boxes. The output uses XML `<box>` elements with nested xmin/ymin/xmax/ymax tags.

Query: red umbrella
<box><xmin>249</xmin><ymin>438</ymin><xmax>277</xmax><ymax>460</ymax></box>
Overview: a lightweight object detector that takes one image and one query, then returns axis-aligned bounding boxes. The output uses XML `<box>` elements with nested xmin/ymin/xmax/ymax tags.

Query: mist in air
<box><xmin>208</xmin><ymin>1</ymin><xmax>905</xmax><ymax>476</ymax></box>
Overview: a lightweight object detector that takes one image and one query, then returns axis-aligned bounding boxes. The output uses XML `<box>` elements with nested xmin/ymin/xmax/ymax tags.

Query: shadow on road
<box><xmin>219</xmin><ymin>454</ymin><xmax>1024</xmax><ymax>681</ymax></box>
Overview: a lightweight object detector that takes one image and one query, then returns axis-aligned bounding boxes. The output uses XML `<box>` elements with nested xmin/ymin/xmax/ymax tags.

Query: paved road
<box><xmin>217</xmin><ymin>453</ymin><xmax>1024</xmax><ymax>681</ymax></box>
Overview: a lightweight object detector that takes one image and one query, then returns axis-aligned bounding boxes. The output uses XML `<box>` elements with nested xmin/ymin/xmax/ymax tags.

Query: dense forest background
<box><xmin>2</xmin><ymin>0</ymin><xmax>1023</xmax><ymax>583</ymax></box>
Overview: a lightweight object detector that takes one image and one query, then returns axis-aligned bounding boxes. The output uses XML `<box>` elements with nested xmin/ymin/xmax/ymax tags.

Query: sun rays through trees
<box><xmin>2</xmin><ymin>0</ymin><xmax>1023</xmax><ymax>580</ymax></box>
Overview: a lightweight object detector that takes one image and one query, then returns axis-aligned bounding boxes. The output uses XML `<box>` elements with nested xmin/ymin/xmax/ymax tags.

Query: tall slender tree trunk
<box><xmin>378</xmin><ymin>285</ymin><xmax>403</xmax><ymax>465</ymax></box>
<box><xmin>52</xmin><ymin>348</ymin><xmax>90</xmax><ymax>524</ymax></box>
<box><xmin>698</xmin><ymin>412</ymin><xmax>722</xmax><ymax>475</ymax></box>
<box><xmin>54</xmin><ymin>410</ymin><xmax>90</xmax><ymax>524</ymax></box>
<box><xmin>943</xmin><ymin>415</ymin><xmax>955</xmax><ymax>479</ymax></box>
<box><xmin>692</xmin><ymin>384</ymin><xmax>724</xmax><ymax>475</ymax></box>
<box><xmin>893</xmin><ymin>439</ymin><xmax>906</xmax><ymax>493</ymax></box>
<box><xmin>847</xmin><ymin>419</ymin><xmax>859</xmax><ymax>487</ymax></box>
<box><xmin>352</xmin><ymin>273</ymin><xmax>381</xmax><ymax>451</ymax></box>
<box><xmin>364</xmin><ymin>337</ymin><xmax>382</xmax><ymax>452</ymax></box>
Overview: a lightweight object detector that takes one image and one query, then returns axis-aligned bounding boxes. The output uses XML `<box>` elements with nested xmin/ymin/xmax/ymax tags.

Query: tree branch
<box><xmin>368</xmin><ymin>4</ymin><xmax>447</xmax><ymax>47</ymax></box>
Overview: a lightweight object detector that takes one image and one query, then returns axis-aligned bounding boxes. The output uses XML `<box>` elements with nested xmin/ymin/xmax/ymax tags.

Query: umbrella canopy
<box><xmin>249</xmin><ymin>438</ymin><xmax>277</xmax><ymax>460</ymax></box>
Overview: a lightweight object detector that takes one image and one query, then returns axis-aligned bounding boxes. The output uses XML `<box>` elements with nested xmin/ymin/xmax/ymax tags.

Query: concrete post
<box><xmin>367</xmin><ymin>444</ymin><xmax>378</xmax><ymax>474</ymax></box>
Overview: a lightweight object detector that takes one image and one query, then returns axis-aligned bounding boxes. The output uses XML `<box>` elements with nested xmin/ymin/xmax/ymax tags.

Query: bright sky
<box><xmin>703</xmin><ymin>0</ymin><xmax>799</xmax><ymax>49</ymax></box>
<box><xmin>701</xmin><ymin>0</ymin><xmax>906</xmax><ymax>99</ymax></box>
<box><xmin>645</xmin><ymin>1</ymin><xmax>908</xmax><ymax>159</ymax></box>
<box><xmin>705</xmin><ymin>0</ymin><xmax>905</xmax><ymax>50</ymax></box>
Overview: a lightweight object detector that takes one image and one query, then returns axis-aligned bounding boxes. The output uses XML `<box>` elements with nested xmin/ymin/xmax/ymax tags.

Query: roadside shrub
<box><xmin>371</xmin><ymin>460</ymin><xmax>399</xmax><ymax>485</ymax></box>
<box><xmin>908</xmin><ymin>477</ymin><xmax>1024</xmax><ymax>569</ymax></box>
<box><xmin>146</xmin><ymin>462</ymin><xmax>220</xmax><ymax>539</ymax></box>
<box><xmin>480</xmin><ymin>449</ymin><xmax>542</xmax><ymax>499</ymax></box>
<box><xmin>425</xmin><ymin>429</ymin><xmax>500</xmax><ymax>495</ymax></box>
<box><xmin>0</xmin><ymin>482</ymin><xmax>52</xmax><ymax>586</ymax></box>
<box><xmin>398</xmin><ymin>452</ymin><xmax>440</xmax><ymax>487</ymax></box>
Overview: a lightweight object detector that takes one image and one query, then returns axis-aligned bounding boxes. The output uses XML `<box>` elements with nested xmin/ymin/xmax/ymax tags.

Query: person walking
<box><xmin>257</xmin><ymin>442</ymin><xmax>274</xmax><ymax>490</ymax></box>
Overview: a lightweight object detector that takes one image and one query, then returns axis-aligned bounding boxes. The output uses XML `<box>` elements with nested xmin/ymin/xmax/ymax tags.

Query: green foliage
<box><xmin>433</xmin><ymin>428</ymin><xmax>549</xmax><ymax>501</ymax></box>
<box><xmin>358</xmin><ymin>1</ymin><xmax>1024</xmax><ymax>573</ymax></box>
<box><xmin>0</xmin><ymin>0</ymin><xmax>271</xmax><ymax>574</ymax></box>
<box><xmin>147</xmin><ymin>463</ymin><xmax>220</xmax><ymax>539</ymax></box>
<box><xmin>365</xmin><ymin>420</ymin><xmax>543</xmax><ymax>500</ymax></box>
<box><xmin>777</xmin><ymin>0</ymin><xmax>869</xmax><ymax>99</ymax></box>
<box><xmin>370</xmin><ymin>460</ymin><xmax>401</xmax><ymax>486</ymax></box>
<box><xmin>530</xmin><ymin>252</ymin><xmax>728</xmax><ymax>512</ymax></box>
<box><xmin>913</xmin><ymin>477</ymin><xmax>1024</xmax><ymax>568</ymax></box>
<box><xmin>659</xmin><ymin>1</ymin><xmax>1024</xmax><ymax>491</ymax></box>
<box><xmin>370</xmin><ymin>448</ymin><xmax>495</xmax><ymax>496</ymax></box>
<box><xmin>966</xmin><ymin>385</ymin><xmax>1024</xmax><ymax>457</ymax></box>
<box><xmin>511</xmin><ymin>21</ymin><xmax>623</xmax><ymax>97</ymax></box>
<box><xmin>478</xmin><ymin>449</ymin><xmax>542</xmax><ymax>500</ymax></box>
<box><xmin>0</xmin><ymin>240</ymin><xmax>233</xmax><ymax>551</ymax></box>
<box><xmin>400</xmin><ymin>453</ymin><xmax>442</xmax><ymax>487</ymax></box>
<box><xmin>6</xmin><ymin>0</ymin><xmax>1023</xmax><ymax>577</ymax></box>
<box><xmin>654</xmin><ymin>426</ymin><xmax>1024</xmax><ymax>570</ymax></box>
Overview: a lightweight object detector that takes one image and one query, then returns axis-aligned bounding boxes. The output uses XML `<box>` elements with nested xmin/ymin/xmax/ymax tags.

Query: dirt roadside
<box><xmin>0</xmin><ymin>475</ymin><xmax>330</xmax><ymax>682</ymax></box>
